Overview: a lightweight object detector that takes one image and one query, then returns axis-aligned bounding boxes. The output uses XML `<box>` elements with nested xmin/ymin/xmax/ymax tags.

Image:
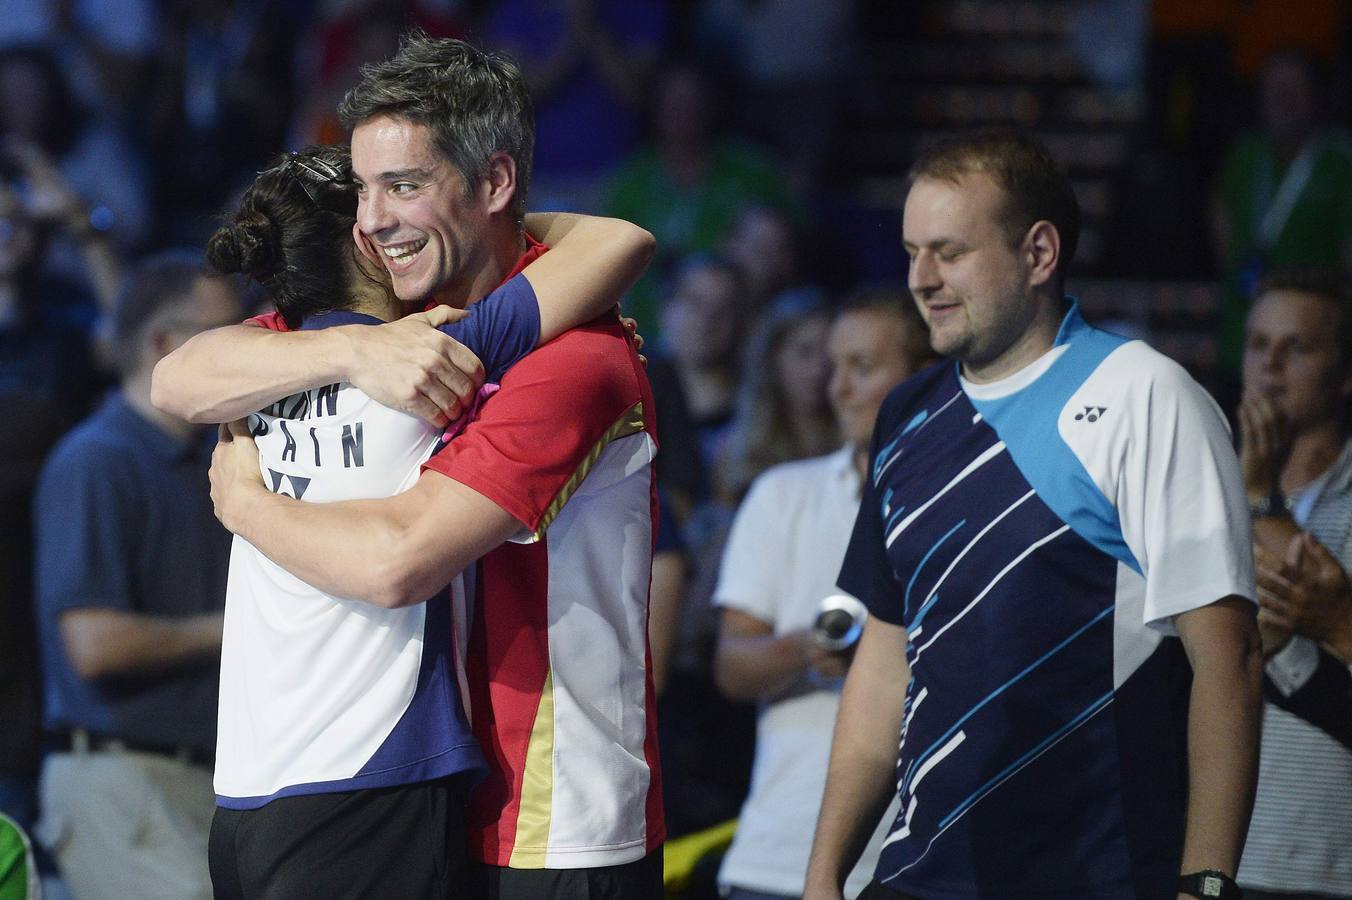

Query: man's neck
<box><xmin>961</xmin><ymin>291</ymin><xmax>1068</xmax><ymax>385</ymax></box>
<box><xmin>1281</xmin><ymin>420</ymin><xmax>1347</xmax><ymax>493</ymax></box>
<box><xmin>433</xmin><ymin>226</ymin><xmax>528</xmax><ymax>310</ymax></box>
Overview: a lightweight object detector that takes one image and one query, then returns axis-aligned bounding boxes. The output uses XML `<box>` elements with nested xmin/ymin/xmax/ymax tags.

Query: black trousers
<box><xmin>209</xmin><ymin>777</ymin><xmax>469</xmax><ymax>899</ymax></box>
<box><xmin>468</xmin><ymin>849</ymin><xmax>664</xmax><ymax>899</ymax></box>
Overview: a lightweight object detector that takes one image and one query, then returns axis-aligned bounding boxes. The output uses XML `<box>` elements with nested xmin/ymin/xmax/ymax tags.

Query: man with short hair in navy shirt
<box><xmin>804</xmin><ymin>130</ymin><xmax>1263</xmax><ymax>900</ymax></box>
<box><xmin>33</xmin><ymin>251</ymin><xmax>240</xmax><ymax>900</ymax></box>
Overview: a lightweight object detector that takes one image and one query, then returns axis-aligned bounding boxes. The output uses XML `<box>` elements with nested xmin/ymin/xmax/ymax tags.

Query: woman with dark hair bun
<box><xmin>207</xmin><ymin>145</ymin><xmax>365</xmax><ymax>329</ymax></box>
<box><xmin>203</xmin><ymin>144</ymin><xmax>656</xmax><ymax>895</ymax></box>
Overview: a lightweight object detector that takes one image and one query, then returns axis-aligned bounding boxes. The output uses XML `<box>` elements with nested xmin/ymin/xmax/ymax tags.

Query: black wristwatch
<box><xmin>1179</xmin><ymin>869</ymin><xmax>1242</xmax><ymax>899</ymax></box>
<box><xmin>1247</xmin><ymin>490</ymin><xmax>1287</xmax><ymax>519</ymax></box>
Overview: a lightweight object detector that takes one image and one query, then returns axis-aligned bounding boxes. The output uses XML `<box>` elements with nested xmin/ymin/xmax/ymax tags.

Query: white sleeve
<box><xmin>711</xmin><ymin>470</ymin><xmax>788</xmax><ymax>625</ymax></box>
<box><xmin>1065</xmin><ymin>343</ymin><xmax>1256</xmax><ymax>632</ymax></box>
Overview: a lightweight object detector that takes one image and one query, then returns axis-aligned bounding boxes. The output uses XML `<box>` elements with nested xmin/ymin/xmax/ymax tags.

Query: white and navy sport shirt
<box><xmin>214</xmin><ymin>274</ymin><xmax>538</xmax><ymax>809</ymax></box>
<box><xmin>841</xmin><ymin>303</ymin><xmax>1254</xmax><ymax>897</ymax></box>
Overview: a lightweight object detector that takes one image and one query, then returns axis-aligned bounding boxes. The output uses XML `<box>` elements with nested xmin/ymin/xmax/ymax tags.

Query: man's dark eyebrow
<box><xmin>373</xmin><ymin>168</ymin><xmax>433</xmax><ymax>183</ymax></box>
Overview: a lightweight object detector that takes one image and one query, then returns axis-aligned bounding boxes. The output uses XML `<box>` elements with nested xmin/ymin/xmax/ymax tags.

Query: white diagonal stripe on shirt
<box><xmin>887</xmin><ymin>442</ymin><xmax>1006</xmax><ymax>547</ymax></box>
<box><xmin>912</xmin><ymin>525</ymin><xmax>1071</xmax><ymax>663</ymax></box>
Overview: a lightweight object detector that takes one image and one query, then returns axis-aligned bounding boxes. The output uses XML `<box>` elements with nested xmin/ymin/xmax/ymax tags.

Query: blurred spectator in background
<box><xmin>0</xmin><ymin>178</ymin><xmax>107</xmax><ymax>414</ymax></box>
<box><xmin>656</xmin><ymin>255</ymin><xmax>750</xmax><ymax>476</ymax></box>
<box><xmin>712</xmin><ymin>286</ymin><xmax>932</xmax><ymax>900</ymax></box>
<box><xmin>0</xmin><ymin>386</ymin><xmax>67</xmax><ymax>837</ymax></box>
<box><xmin>288</xmin><ymin>0</ymin><xmax>468</xmax><ymax>148</ymax></box>
<box><xmin>149</xmin><ymin>0</ymin><xmax>298</xmax><ymax>245</ymax></box>
<box><xmin>694</xmin><ymin>0</ymin><xmax>854</xmax><ymax>194</ymax></box>
<box><xmin>721</xmin><ymin>204</ymin><xmax>807</xmax><ymax>317</ymax></box>
<box><xmin>0</xmin><ymin>169</ymin><xmax>111</xmax><ymax>828</ymax></box>
<box><xmin>716</xmin><ymin>295</ymin><xmax>836</xmax><ymax>503</ymax></box>
<box><xmin>605</xmin><ymin>62</ymin><xmax>801</xmax><ymax>335</ymax></box>
<box><xmin>0</xmin><ymin>44</ymin><xmax>149</xmax><ymax>283</ymax></box>
<box><xmin>650</xmin><ymin>488</ymin><xmax>690</xmax><ymax>699</ymax></box>
<box><xmin>1235</xmin><ymin>268</ymin><xmax>1352</xmax><ymax>897</ymax></box>
<box><xmin>657</xmin><ymin>293</ymin><xmax>837</xmax><ymax>846</ymax></box>
<box><xmin>645</xmin><ymin>349</ymin><xmax>709</xmax><ymax>521</ymax></box>
<box><xmin>32</xmin><ymin>252</ymin><xmax>238</xmax><ymax>899</ymax></box>
<box><xmin>1212</xmin><ymin>50</ymin><xmax>1352</xmax><ymax>378</ymax></box>
<box><xmin>482</xmin><ymin>0</ymin><xmax>667</xmax><ymax>212</ymax></box>
<box><xmin>0</xmin><ymin>0</ymin><xmax>157</xmax><ymax>117</ymax></box>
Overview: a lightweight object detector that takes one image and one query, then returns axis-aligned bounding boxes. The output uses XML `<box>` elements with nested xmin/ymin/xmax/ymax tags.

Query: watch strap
<box><xmin>1248</xmin><ymin>490</ymin><xmax>1287</xmax><ymax>519</ymax></box>
<box><xmin>1178</xmin><ymin>869</ymin><xmax>1243</xmax><ymax>899</ymax></box>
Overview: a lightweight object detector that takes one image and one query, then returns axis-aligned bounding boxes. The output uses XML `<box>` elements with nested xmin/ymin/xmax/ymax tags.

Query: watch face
<box><xmin>1202</xmin><ymin>875</ymin><xmax>1223</xmax><ymax>897</ymax></box>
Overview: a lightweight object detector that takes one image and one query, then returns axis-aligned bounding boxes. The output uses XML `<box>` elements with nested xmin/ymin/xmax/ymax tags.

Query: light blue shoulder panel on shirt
<box><xmin>965</xmin><ymin>305</ymin><xmax>1143</xmax><ymax>575</ymax></box>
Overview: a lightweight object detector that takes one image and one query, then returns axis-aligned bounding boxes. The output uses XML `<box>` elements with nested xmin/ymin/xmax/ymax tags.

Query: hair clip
<box><xmin>283</xmin><ymin>152</ymin><xmax>351</xmax><ymax>207</ymax></box>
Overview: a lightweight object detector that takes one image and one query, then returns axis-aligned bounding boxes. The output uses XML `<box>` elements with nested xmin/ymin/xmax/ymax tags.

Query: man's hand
<box><xmin>803</xmin><ymin>635</ymin><xmax>852</xmax><ymax>681</ymax></box>
<box><xmin>1256</xmin><ymin>532</ymin><xmax>1352</xmax><ymax>662</ymax></box>
<box><xmin>1237</xmin><ymin>392</ymin><xmax>1292</xmax><ymax>499</ymax></box>
<box><xmin>209</xmin><ymin>419</ymin><xmax>266</xmax><ymax>535</ymax></box>
<box><xmin>341</xmin><ymin>306</ymin><xmax>483</xmax><ymax>428</ymax></box>
<box><xmin>1253</xmin><ymin>541</ymin><xmax>1296</xmax><ymax>655</ymax></box>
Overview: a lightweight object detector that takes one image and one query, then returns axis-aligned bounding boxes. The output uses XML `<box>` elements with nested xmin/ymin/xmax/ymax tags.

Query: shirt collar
<box><xmin>299</xmin><ymin>310</ymin><xmax>385</xmax><ymax>330</ymax></box>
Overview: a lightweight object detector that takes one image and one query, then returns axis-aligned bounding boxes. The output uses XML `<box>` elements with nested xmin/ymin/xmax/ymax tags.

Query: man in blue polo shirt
<box><xmin>804</xmin><ymin>130</ymin><xmax>1263</xmax><ymax>900</ymax></box>
<box><xmin>33</xmin><ymin>251</ymin><xmax>239</xmax><ymax>900</ymax></box>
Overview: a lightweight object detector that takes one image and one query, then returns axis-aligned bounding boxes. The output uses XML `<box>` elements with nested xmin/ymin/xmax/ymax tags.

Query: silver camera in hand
<box><xmin>812</xmin><ymin>593</ymin><xmax>868</xmax><ymax>652</ymax></box>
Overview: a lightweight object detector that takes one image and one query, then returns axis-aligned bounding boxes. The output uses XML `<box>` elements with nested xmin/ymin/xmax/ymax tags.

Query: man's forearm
<box><xmin>152</xmin><ymin>324</ymin><xmax>350</xmax><ymax>423</ymax></box>
<box><xmin>222</xmin><ymin>473</ymin><xmax>521</xmax><ymax>609</ymax></box>
<box><xmin>228</xmin><ymin>485</ymin><xmax>430</xmax><ymax>607</ymax></box>
<box><xmin>805</xmin><ymin>618</ymin><xmax>908</xmax><ymax>897</ymax></box>
<box><xmin>61</xmin><ymin>608</ymin><xmax>222</xmax><ymax>680</ymax></box>
<box><xmin>806</xmin><ymin>722</ymin><xmax>898</xmax><ymax>895</ymax></box>
<box><xmin>1179</xmin><ymin>625</ymin><xmax>1263</xmax><ymax>876</ymax></box>
<box><xmin>714</xmin><ymin>630</ymin><xmax>810</xmax><ymax>701</ymax></box>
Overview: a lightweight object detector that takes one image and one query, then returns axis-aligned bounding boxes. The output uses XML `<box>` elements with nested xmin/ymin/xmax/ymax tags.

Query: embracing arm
<box><xmin>522</xmin><ymin>212</ymin><xmax>654</xmax><ymax>342</ymax></box>
<box><xmin>151</xmin><ymin>305</ymin><xmax>483</xmax><ymax>427</ymax></box>
<box><xmin>152</xmin><ymin>323</ymin><xmax>357</xmax><ymax>424</ymax></box>
<box><xmin>804</xmin><ymin>615</ymin><xmax>908</xmax><ymax>899</ymax></box>
<box><xmin>1173</xmin><ymin>597</ymin><xmax>1263</xmax><ymax>882</ymax></box>
<box><xmin>210</xmin><ymin>422</ymin><xmax>520</xmax><ymax>608</ymax></box>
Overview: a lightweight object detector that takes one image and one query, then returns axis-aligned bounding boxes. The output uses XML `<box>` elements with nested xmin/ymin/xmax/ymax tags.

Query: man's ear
<box><xmin>353</xmin><ymin>223</ymin><xmax>382</xmax><ymax>268</ymax></box>
<box><xmin>482</xmin><ymin>151</ymin><xmax>518</xmax><ymax>216</ymax></box>
<box><xmin>1024</xmin><ymin>220</ymin><xmax>1061</xmax><ymax>288</ymax></box>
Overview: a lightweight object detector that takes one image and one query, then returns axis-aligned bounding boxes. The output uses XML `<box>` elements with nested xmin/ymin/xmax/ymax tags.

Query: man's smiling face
<box><xmin>351</xmin><ymin>114</ymin><xmax>489</xmax><ymax>305</ymax></box>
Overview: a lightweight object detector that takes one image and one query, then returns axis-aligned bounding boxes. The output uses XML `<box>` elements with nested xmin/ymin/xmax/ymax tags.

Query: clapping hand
<box><xmin>1255</xmin><ymin>532</ymin><xmax>1352</xmax><ymax>663</ymax></box>
<box><xmin>1237</xmin><ymin>392</ymin><xmax>1292</xmax><ymax>500</ymax></box>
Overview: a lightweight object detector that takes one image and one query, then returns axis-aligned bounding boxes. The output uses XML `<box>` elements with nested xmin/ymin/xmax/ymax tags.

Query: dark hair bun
<box><xmin>207</xmin><ymin>209</ymin><xmax>280</xmax><ymax>279</ymax></box>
